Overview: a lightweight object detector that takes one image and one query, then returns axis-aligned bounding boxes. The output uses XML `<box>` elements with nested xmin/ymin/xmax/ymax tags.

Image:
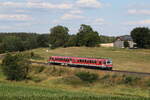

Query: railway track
<box><xmin>1</xmin><ymin>53</ymin><xmax>150</xmax><ymax>76</ymax></box>
<box><xmin>31</xmin><ymin>61</ymin><xmax>150</xmax><ymax>76</ymax></box>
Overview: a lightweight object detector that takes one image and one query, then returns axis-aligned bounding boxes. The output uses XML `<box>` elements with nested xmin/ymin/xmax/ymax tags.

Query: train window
<box><xmin>103</xmin><ymin>61</ymin><xmax>106</xmax><ymax>64</ymax></box>
<box><xmin>107</xmin><ymin>60</ymin><xmax>112</xmax><ymax>65</ymax></box>
<box><xmin>70</xmin><ymin>58</ymin><xmax>72</xmax><ymax>61</ymax></box>
<box><xmin>83</xmin><ymin>60</ymin><xmax>85</xmax><ymax>62</ymax></box>
<box><xmin>99</xmin><ymin>61</ymin><xmax>101</xmax><ymax>64</ymax></box>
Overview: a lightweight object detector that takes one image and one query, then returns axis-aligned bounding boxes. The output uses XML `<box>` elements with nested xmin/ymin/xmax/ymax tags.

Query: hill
<box><xmin>29</xmin><ymin>47</ymin><xmax>150</xmax><ymax>73</ymax></box>
<box><xmin>0</xmin><ymin>47</ymin><xmax>150</xmax><ymax>99</ymax></box>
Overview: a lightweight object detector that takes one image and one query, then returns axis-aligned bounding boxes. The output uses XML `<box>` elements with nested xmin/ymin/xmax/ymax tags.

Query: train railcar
<box><xmin>48</xmin><ymin>56</ymin><xmax>113</xmax><ymax>70</ymax></box>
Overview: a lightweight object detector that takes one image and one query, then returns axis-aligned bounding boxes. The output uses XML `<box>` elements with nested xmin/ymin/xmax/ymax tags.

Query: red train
<box><xmin>48</xmin><ymin>56</ymin><xmax>113</xmax><ymax>70</ymax></box>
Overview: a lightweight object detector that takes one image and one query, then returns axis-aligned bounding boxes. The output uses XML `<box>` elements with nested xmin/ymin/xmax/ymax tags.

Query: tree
<box><xmin>84</xmin><ymin>32</ymin><xmax>99</xmax><ymax>47</ymax></box>
<box><xmin>124</xmin><ymin>41</ymin><xmax>129</xmax><ymax>48</ymax></box>
<box><xmin>37</xmin><ymin>34</ymin><xmax>50</xmax><ymax>47</ymax></box>
<box><xmin>76</xmin><ymin>24</ymin><xmax>100</xmax><ymax>47</ymax></box>
<box><xmin>64</xmin><ymin>35</ymin><xmax>77</xmax><ymax>47</ymax></box>
<box><xmin>1</xmin><ymin>53</ymin><xmax>30</xmax><ymax>81</ymax></box>
<box><xmin>99</xmin><ymin>35</ymin><xmax>116</xmax><ymax>43</ymax></box>
<box><xmin>49</xmin><ymin>25</ymin><xmax>69</xmax><ymax>49</ymax></box>
<box><xmin>131</xmin><ymin>27</ymin><xmax>150</xmax><ymax>48</ymax></box>
<box><xmin>1</xmin><ymin>36</ymin><xmax>24</xmax><ymax>52</ymax></box>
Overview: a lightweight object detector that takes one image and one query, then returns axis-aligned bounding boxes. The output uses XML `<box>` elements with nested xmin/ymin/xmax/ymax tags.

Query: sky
<box><xmin>0</xmin><ymin>0</ymin><xmax>150</xmax><ymax>36</ymax></box>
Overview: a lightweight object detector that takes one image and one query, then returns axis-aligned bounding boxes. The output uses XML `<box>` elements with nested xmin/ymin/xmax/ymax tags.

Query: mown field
<box><xmin>29</xmin><ymin>47</ymin><xmax>150</xmax><ymax>73</ymax></box>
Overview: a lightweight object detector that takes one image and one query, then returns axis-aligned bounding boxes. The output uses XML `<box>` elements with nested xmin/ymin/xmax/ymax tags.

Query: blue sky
<box><xmin>0</xmin><ymin>0</ymin><xmax>150</xmax><ymax>36</ymax></box>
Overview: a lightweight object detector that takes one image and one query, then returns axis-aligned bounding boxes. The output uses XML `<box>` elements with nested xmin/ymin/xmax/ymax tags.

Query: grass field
<box><xmin>0</xmin><ymin>47</ymin><xmax>150</xmax><ymax>100</ymax></box>
<box><xmin>0</xmin><ymin>63</ymin><xmax>150</xmax><ymax>99</ymax></box>
<box><xmin>0</xmin><ymin>81</ymin><xmax>149</xmax><ymax>100</ymax></box>
<box><xmin>29</xmin><ymin>47</ymin><xmax>150</xmax><ymax>73</ymax></box>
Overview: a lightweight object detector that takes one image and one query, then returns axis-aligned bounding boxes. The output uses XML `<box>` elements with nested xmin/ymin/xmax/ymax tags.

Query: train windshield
<box><xmin>107</xmin><ymin>60</ymin><xmax>112</xmax><ymax>65</ymax></box>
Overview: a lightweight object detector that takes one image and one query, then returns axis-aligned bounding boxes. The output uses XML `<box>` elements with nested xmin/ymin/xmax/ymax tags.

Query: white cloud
<box><xmin>0</xmin><ymin>1</ymin><xmax>73</xmax><ymax>9</ymax></box>
<box><xmin>91</xmin><ymin>18</ymin><xmax>105</xmax><ymax>25</ymax></box>
<box><xmin>52</xmin><ymin>19</ymin><xmax>61</xmax><ymax>24</ymax></box>
<box><xmin>94</xmin><ymin>18</ymin><xmax>104</xmax><ymax>23</ymax></box>
<box><xmin>0</xmin><ymin>26</ymin><xmax>12</xmax><ymax>30</ymax></box>
<box><xmin>61</xmin><ymin>13</ymin><xmax>85</xmax><ymax>20</ymax></box>
<box><xmin>76</xmin><ymin>0</ymin><xmax>102</xmax><ymax>8</ymax></box>
<box><xmin>0</xmin><ymin>14</ymin><xmax>32</xmax><ymax>21</ymax></box>
<box><xmin>124</xmin><ymin>19</ymin><xmax>150</xmax><ymax>25</ymax></box>
<box><xmin>27</xmin><ymin>2</ymin><xmax>73</xmax><ymax>9</ymax></box>
<box><xmin>128</xmin><ymin>9</ymin><xmax>150</xmax><ymax>15</ymax></box>
<box><xmin>70</xmin><ymin>10</ymin><xmax>83</xmax><ymax>14</ymax></box>
<box><xmin>0</xmin><ymin>2</ymin><xmax>24</xmax><ymax>7</ymax></box>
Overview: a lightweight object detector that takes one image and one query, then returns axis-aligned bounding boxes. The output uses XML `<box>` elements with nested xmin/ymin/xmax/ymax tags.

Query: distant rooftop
<box><xmin>117</xmin><ymin>35</ymin><xmax>133</xmax><ymax>41</ymax></box>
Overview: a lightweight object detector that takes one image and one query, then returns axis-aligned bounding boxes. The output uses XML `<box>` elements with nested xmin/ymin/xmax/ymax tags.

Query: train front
<box><xmin>105</xmin><ymin>59</ymin><xmax>113</xmax><ymax>70</ymax></box>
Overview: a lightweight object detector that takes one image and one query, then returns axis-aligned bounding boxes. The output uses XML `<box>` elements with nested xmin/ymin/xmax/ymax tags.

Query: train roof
<box><xmin>50</xmin><ymin>56</ymin><xmax>112</xmax><ymax>60</ymax></box>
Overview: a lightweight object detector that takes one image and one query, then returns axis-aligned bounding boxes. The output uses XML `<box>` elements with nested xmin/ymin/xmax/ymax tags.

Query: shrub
<box><xmin>30</xmin><ymin>75</ymin><xmax>46</xmax><ymax>83</ymax></box>
<box><xmin>146</xmin><ymin>79</ymin><xmax>150</xmax><ymax>87</ymax></box>
<box><xmin>75</xmin><ymin>72</ymin><xmax>99</xmax><ymax>83</ymax></box>
<box><xmin>122</xmin><ymin>75</ymin><xmax>140</xmax><ymax>85</ymax></box>
<box><xmin>34</xmin><ymin>66</ymin><xmax>45</xmax><ymax>74</ymax></box>
<box><xmin>59</xmin><ymin>76</ymin><xmax>84</xmax><ymax>86</ymax></box>
<box><xmin>124</xmin><ymin>41</ymin><xmax>129</xmax><ymax>48</ymax></box>
<box><xmin>101</xmin><ymin>74</ymin><xmax>110</xmax><ymax>80</ymax></box>
<box><xmin>1</xmin><ymin>53</ymin><xmax>30</xmax><ymax>81</ymax></box>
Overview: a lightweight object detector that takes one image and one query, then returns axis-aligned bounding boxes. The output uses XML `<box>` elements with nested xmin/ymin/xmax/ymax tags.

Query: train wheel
<box><xmin>109</xmin><ymin>67</ymin><xmax>112</xmax><ymax>70</ymax></box>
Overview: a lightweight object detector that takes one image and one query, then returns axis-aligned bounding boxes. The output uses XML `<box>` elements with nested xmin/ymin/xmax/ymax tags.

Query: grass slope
<box><xmin>0</xmin><ymin>47</ymin><xmax>150</xmax><ymax>100</ymax></box>
<box><xmin>30</xmin><ymin>47</ymin><xmax>150</xmax><ymax>73</ymax></box>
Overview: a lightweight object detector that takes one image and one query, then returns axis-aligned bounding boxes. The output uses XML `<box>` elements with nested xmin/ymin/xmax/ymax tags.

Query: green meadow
<box><xmin>0</xmin><ymin>47</ymin><xmax>150</xmax><ymax>100</ymax></box>
<box><xmin>30</xmin><ymin>47</ymin><xmax>150</xmax><ymax>73</ymax></box>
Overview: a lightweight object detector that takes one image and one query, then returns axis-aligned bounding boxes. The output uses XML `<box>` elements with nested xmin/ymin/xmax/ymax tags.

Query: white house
<box><xmin>114</xmin><ymin>35</ymin><xmax>136</xmax><ymax>48</ymax></box>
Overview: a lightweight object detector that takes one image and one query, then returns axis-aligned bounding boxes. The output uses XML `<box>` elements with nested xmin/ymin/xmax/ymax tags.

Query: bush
<box><xmin>34</xmin><ymin>66</ymin><xmax>45</xmax><ymax>74</ymax></box>
<box><xmin>59</xmin><ymin>76</ymin><xmax>84</xmax><ymax>86</ymax></box>
<box><xmin>122</xmin><ymin>75</ymin><xmax>140</xmax><ymax>85</ymax></box>
<box><xmin>124</xmin><ymin>41</ymin><xmax>129</xmax><ymax>48</ymax></box>
<box><xmin>101</xmin><ymin>74</ymin><xmax>110</xmax><ymax>80</ymax></box>
<box><xmin>30</xmin><ymin>76</ymin><xmax>46</xmax><ymax>83</ymax></box>
<box><xmin>1</xmin><ymin>53</ymin><xmax>30</xmax><ymax>81</ymax></box>
<box><xmin>146</xmin><ymin>79</ymin><xmax>150</xmax><ymax>87</ymax></box>
<box><xmin>75</xmin><ymin>72</ymin><xmax>99</xmax><ymax>83</ymax></box>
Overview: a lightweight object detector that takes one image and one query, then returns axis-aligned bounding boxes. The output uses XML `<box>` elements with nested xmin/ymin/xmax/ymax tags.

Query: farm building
<box><xmin>113</xmin><ymin>35</ymin><xmax>135</xmax><ymax>48</ymax></box>
<box><xmin>100</xmin><ymin>43</ymin><xmax>114</xmax><ymax>47</ymax></box>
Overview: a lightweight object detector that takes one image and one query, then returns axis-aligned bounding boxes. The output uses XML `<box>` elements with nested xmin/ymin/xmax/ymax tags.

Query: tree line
<box><xmin>0</xmin><ymin>33</ymin><xmax>50</xmax><ymax>53</ymax></box>
<box><xmin>0</xmin><ymin>24</ymin><xmax>115</xmax><ymax>53</ymax></box>
<box><xmin>0</xmin><ymin>25</ymin><xmax>149</xmax><ymax>54</ymax></box>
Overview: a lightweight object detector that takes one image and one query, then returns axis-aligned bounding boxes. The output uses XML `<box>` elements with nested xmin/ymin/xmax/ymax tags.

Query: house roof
<box><xmin>116</xmin><ymin>35</ymin><xmax>133</xmax><ymax>41</ymax></box>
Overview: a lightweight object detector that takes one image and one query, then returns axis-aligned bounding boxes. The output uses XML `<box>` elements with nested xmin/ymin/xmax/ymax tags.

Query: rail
<box><xmin>31</xmin><ymin>61</ymin><xmax>150</xmax><ymax>76</ymax></box>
